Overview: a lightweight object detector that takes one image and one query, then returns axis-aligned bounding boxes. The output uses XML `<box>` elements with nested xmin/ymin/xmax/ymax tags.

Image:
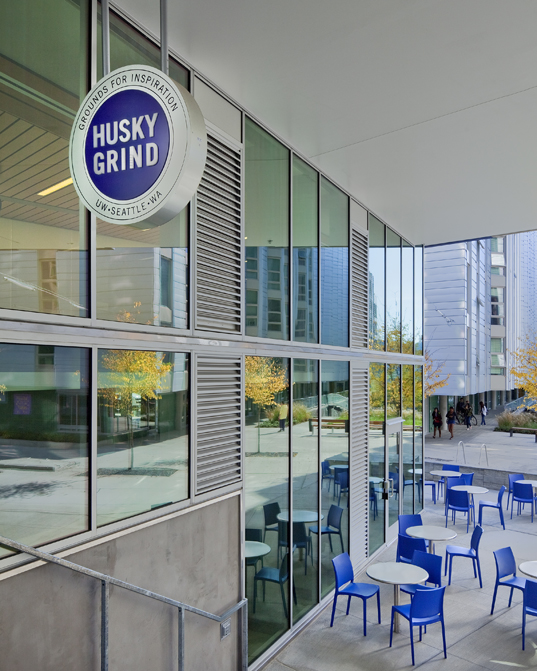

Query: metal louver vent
<box><xmin>195</xmin><ymin>355</ymin><xmax>242</xmax><ymax>495</ymax></box>
<box><xmin>349</xmin><ymin>366</ymin><xmax>368</xmax><ymax>570</ymax></box>
<box><xmin>351</xmin><ymin>227</ymin><xmax>368</xmax><ymax>348</ymax></box>
<box><xmin>195</xmin><ymin>134</ymin><xmax>242</xmax><ymax>333</ymax></box>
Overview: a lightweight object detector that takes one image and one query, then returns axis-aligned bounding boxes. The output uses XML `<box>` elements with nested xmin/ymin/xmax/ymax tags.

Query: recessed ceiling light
<box><xmin>38</xmin><ymin>177</ymin><xmax>73</xmax><ymax>197</ymax></box>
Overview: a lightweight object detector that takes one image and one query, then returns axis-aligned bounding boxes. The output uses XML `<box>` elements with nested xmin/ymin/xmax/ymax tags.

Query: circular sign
<box><xmin>70</xmin><ymin>65</ymin><xmax>207</xmax><ymax>227</ymax></box>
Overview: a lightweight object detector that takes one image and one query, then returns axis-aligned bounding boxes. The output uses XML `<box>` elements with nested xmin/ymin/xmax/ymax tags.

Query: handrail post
<box><xmin>101</xmin><ymin>580</ymin><xmax>109</xmax><ymax>671</ymax></box>
<box><xmin>178</xmin><ymin>606</ymin><xmax>185</xmax><ymax>671</ymax></box>
<box><xmin>241</xmin><ymin>601</ymin><xmax>248</xmax><ymax>671</ymax></box>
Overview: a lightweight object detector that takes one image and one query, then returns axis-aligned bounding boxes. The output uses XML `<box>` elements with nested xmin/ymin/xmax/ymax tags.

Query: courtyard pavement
<box><xmin>264</xmin><ymin>411</ymin><xmax>537</xmax><ymax>670</ymax></box>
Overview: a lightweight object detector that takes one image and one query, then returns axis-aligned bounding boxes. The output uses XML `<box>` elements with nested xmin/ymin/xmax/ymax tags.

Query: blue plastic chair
<box><xmin>459</xmin><ymin>472</ymin><xmax>474</xmax><ymax>486</ymax></box>
<box><xmin>421</xmin><ymin>478</ymin><xmax>436</xmax><ymax>504</ymax></box>
<box><xmin>444</xmin><ymin>524</ymin><xmax>483</xmax><ymax>587</ymax></box>
<box><xmin>506</xmin><ymin>473</ymin><xmax>524</xmax><ymax>510</ymax></box>
<box><xmin>263</xmin><ymin>502</ymin><xmax>281</xmax><ymax>541</ymax></box>
<box><xmin>321</xmin><ymin>460</ymin><xmax>335</xmax><ymax>492</ymax></box>
<box><xmin>401</xmin><ymin>550</ymin><xmax>442</xmax><ymax>597</ymax></box>
<box><xmin>389</xmin><ymin>586</ymin><xmax>447</xmax><ymax>666</ymax></box>
<box><xmin>389</xmin><ymin>471</ymin><xmax>400</xmax><ymax>500</ymax></box>
<box><xmin>439</xmin><ymin>465</ymin><xmax>460</xmax><ymax>498</ymax></box>
<box><xmin>309</xmin><ymin>504</ymin><xmax>344</xmax><ymax>553</ymax></box>
<box><xmin>399</xmin><ymin>514</ymin><xmax>423</xmax><ymax>536</ymax></box>
<box><xmin>337</xmin><ymin>470</ymin><xmax>349</xmax><ymax>506</ymax></box>
<box><xmin>397</xmin><ymin>533</ymin><xmax>427</xmax><ymax>563</ymax></box>
<box><xmin>253</xmin><ymin>553</ymin><xmax>297</xmax><ymax>618</ymax></box>
<box><xmin>522</xmin><ymin>579</ymin><xmax>537</xmax><ymax>650</ymax></box>
<box><xmin>399</xmin><ymin>514</ymin><xmax>429</xmax><ymax>550</ymax></box>
<box><xmin>490</xmin><ymin>547</ymin><xmax>526</xmax><ymax>614</ymax></box>
<box><xmin>478</xmin><ymin>486</ymin><xmax>506</xmax><ymax>530</ymax></box>
<box><xmin>511</xmin><ymin>482</ymin><xmax>534</xmax><ymax>522</ymax></box>
<box><xmin>330</xmin><ymin>553</ymin><xmax>380</xmax><ymax>635</ymax></box>
<box><xmin>446</xmin><ymin>488</ymin><xmax>472</xmax><ymax>533</ymax></box>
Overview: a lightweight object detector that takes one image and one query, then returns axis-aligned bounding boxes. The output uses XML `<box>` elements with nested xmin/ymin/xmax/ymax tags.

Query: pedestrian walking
<box><xmin>479</xmin><ymin>401</ymin><xmax>488</xmax><ymax>425</ymax></box>
<box><xmin>464</xmin><ymin>402</ymin><xmax>472</xmax><ymax>431</ymax></box>
<box><xmin>432</xmin><ymin>407</ymin><xmax>442</xmax><ymax>438</ymax></box>
<box><xmin>446</xmin><ymin>406</ymin><xmax>456</xmax><ymax>439</ymax></box>
<box><xmin>278</xmin><ymin>403</ymin><xmax>288</xmax><ymax>431</ymax></box>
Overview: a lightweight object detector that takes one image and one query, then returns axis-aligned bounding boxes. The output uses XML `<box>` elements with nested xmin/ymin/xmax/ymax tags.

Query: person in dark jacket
<box><xmin>446</xmin><ymin>406</ymin><xmax>456</xmax><ymax>439</ymax></box>
<box><xmin>432</xmin><ymin>407</ymin><xmax>442</xmax><ymax>438</ymax></box>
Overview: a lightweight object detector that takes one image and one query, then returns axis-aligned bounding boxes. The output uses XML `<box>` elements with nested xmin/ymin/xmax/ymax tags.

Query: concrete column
<box><xmin>491</xmin><ymin>393</ymin><xmax>497</xmax><ymax>410</ymax></box>
<box><xmin>500</xmin><ymin>390</ymin><xmax>506</xmax><ymax>406</ymax></box>
<box><xmin>423</xmin><ymin>396</ymin><xmax>430</xmax><ymax>433</ymax></box>
<box><xmin>439</xmin><ymin>395</ymin><xmax>448</xmax><ymax>431</ymax></box>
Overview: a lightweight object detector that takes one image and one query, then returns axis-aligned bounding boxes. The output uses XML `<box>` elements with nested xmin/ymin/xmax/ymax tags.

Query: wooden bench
<box><xmin>309</xmin><ymin>418</ymin><xmax>349</xmax><ymax>434</ymax></box>
<box><xmin>509</xmin><ymin>427</ymin><xmax>537</xmax><ymax>442</ymax></box>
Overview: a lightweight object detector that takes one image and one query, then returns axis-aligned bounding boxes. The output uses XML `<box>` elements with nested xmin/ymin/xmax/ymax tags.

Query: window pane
<box><xmin>402</xmin><ymin>365</ymin><xmax>414</xmax><ymax>513</ymax></box>
<box><xmin>491</xmin><ymin>338</ymin><xmax>504</xmax><ymax>353</ymax></box>
<box><xmin>97</xmin><ymin>350</ymin><xmax>189</xmax><ymax>526</ymax></box>
<box><xmin>414</xmin><ymin>247</ymin><xmax>423</xmax><ymax>354</ymax></box>
<box><xmin>0</xmin><ymin>344</ymin><xmax>89</xmax><ymax>557</ymax></box>
<box><xmin>245</xmin><ymin>119</ymin><xmax>289</xmax><ymax>340</ymax></box>
<box><xmin>414</xmin><ymin>367</ymin><xmax>423</xmax><ymax>513</ymax></box>
<box><xmin>321</xmin><ymin>361</ymin><xmax>349</xmax><ymax>596</ymax></box>
<box><xmin>321</xmin><ymin>178</ymin><xmax>348</xmax><ymax>347</ymax></box>
<box><xmin>96</xmin><ymin>12</ymin><xmax>189</xmax><ymax>328</ymax></box>
<box><xmin>402</xmin><ymin>242</ymin><xmax>414</xmax><ymax>354</ymax></box>
<box><xmin>369</xmin><ymin>362</ymin><xmax>385</xmax><ymax>554</ymax></box>
<box><xmin>386</xmin><ymin>230</ymin><xmax>401</xmax><ymax>352</ymax></box>
<box><xmin>292</xmin><ymin>359</ymin><xmax>318</xmax><ymax>623</ymax></box>
<box><xmin>387</xmin><ymin>364</ymin><xmax>401</xmax><ymax>419</ymax></box>
<box><xmin>369</xmin><ymin>215</ymin><xmax>385</xmax><ymax>350</ymax></box>
<box><xmin>292</xmin><ymin>157</ymin><xmax>318</xmax><ymax>343</ymax></box>
<box><xmin>244</xmin><ymin>356</ymin><xmax>289</xmax><ymax>662</ymax></box>
<box><xmin>0</xmin><ymin>0</ymin><xmax>88</xmax><ymax>316</ymax></box>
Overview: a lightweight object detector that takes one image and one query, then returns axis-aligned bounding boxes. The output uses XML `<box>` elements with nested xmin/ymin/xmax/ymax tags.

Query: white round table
<box><xmin>430</xmin><ymin>470</ymin><xmax>462</xmax><ymax>501</ymax></box>
<box><xmin>406</xmin><ymin>525</ymin><xmax>457</xmax><ymax>554</ymax></box>
<box><xmin>366</xmin><ymin>561</ymin><xmax>428</xmax><ymax>632</ymax></box>
<box><xmin>245</xmin><ymin>541</ymin><xmax>271</xmax><ymax>560</ymax></box>
<box><xmin>369</xmin><ymin>476</ymin><xmax>383</xmax><ymax>484</ymax></box>
<box><xmin>409</xmin><ymin>468</ymin><xmax>423</xmax><ymax>475</ymax></box>
<box><xmin>519</xmin><ymin>561</ymin><xmax>537</xmax><ymax>579</ymax></box>
<box><xmin>277</xmin><ymin>510</ymin><xmax>323</xmax><ymax>523</ymax></box>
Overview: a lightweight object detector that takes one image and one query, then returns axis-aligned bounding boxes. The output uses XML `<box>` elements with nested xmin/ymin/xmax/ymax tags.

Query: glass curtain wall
<box><xmin>292</xmin><ymin>158</ymin><xmax>318</xmax><ymax>343</ymax></box>
<box><xmin>402</xmin><ymin>241</ymin><xmax>414</xmax><ymax>354</ymax></box>
<box><xmin>386</xmin><ymin>230</ymin><xmax>401</xmax><ymax>352</ymax></box>
<box><xmin>320</xmin><ymin>178</ymin><xmax>348</xmax><ymax>347</ymax></box>
<box><xmin>244</xmin><ymin>356</ymin><xmax>290</xmax><ymax>662</ymax></box>
<box><xmin>292</xmin><ymin>359</ymin><xmax>319</xmax><ymax>623</ymax></box>
<box><xmin>96</xmin><ymin>11</ymin><xmax>190</xmax><ymax>328</ymax></box>
<box><xmin>96</xmin><ymin>349</ymin><xmax>189</xmax><ymax>526</ymax></box>
<box><xmin>414</xmin><ymin>366</ymin><xmax>423</xmax><ymax>512</ymax></box>
<box><xmin>245</xmin><ymin>120</ymin><xmax>290</xmax><ymax>340</ymax></box>
<box><xmin>320</xmin><ymin>361</ymin><xmax>349</xmax><ymax>596</ymax></box>
<box><xmin>0</xmin><ymin>0</ymin><xmax>89</xmax><ymax>316</ymax></box>
<box><xmin>368</xmin><ymin>216</ymin><xmax>385</xmax><ymax>350</ymax></box>
<box><xmin>414</xmin><ymin>247</ymin><xmax>423</xmax><ymax>354</ymax></box>
<box><xmin>0</xmin><ymin>344</ymin><xmax>89</xmax><ymax>558</ymax></box>
<box><xmin>369</xmin><ymin>362</ymin><xmax>385</xmax><ymax>554</ymax></box>
<box><xmin>402</xmin><ymin>365</ymin><xmax>414</xmax><ymax>514</ymax></box>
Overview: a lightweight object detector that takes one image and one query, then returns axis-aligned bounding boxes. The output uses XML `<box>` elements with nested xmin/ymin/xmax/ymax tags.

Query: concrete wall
<box><xmin>0</xmin><ymin>494</ymin><xmax>241</xmax><ymax>671</ymax></box>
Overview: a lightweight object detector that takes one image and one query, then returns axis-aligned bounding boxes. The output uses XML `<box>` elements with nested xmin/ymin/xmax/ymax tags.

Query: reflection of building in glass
<box><xmin>320</xmin><ymin>247</ymin><xmax>348</xmax><ymax>346</ymax></box>
<box><xmin>368</xmin><ymin>270</ymin><xmax>378</xmax><ymax>343</ymax></box>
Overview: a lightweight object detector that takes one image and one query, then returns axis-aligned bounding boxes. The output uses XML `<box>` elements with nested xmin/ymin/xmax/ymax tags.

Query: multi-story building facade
<box><xmin>424</xmin><ymin>232</ymin><xmax>537</xmax><ymax>428</ymax></box>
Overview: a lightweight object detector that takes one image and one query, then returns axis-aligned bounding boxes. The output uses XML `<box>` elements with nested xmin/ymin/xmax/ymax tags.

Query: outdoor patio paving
<box><xmin>264</xmin><ymin>485</ymin><xmax>537</xmax><ymax>670</ymax></box>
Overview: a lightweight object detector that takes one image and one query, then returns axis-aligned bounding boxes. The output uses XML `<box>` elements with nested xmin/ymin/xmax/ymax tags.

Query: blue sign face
<box><xmin>85</xmin><ymin>89</ymin><xmax>170</xmax><ymax>201</ymax></box>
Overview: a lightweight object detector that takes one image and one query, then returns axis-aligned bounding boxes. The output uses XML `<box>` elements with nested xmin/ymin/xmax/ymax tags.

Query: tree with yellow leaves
<box><xmin>99</xmin><ymin>349</ymin><xmax>173</xmax><ymax>469</ymax></box>
<box><xmin>424</xmin><ymin>348</ymin><xmax>450</xmax><ymax>398</ymax></box>
<box><xmin>512</xmin><ymin>335</ymin><xmax>537</xmax><ymax>410</ymax></box>
<box><xmin>245</xmin><ymin>356</ymin><xmax>287</xmax><ymax>453</ymax></box>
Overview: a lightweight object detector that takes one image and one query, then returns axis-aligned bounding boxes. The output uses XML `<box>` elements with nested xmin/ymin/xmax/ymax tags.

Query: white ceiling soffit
<box><xmin>119</xmin><ymin>0</ymin><xmax>537</xmax><ymax>246</ymax></box>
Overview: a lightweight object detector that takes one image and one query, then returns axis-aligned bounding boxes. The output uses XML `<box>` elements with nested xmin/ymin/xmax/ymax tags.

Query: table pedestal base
<box><xmin>394</xmin><ymin>585</ymin><xmax>400</xmax><ymax>633</ymax></box>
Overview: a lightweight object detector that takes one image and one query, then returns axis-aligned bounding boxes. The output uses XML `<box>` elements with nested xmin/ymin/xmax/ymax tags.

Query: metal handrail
<box><xmin>0</xmin><ymin>535</ymin><xmax>248</xmax><ymax>671</ymax></box>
